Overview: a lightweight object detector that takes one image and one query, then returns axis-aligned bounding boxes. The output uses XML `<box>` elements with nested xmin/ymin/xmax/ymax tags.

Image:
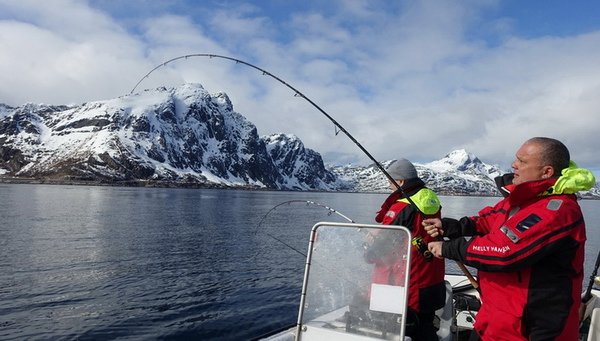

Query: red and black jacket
<box><xmin>373</xmin><ymin>179</ymin><xmax>446</xmax><ymax>314</ymax></box>
<box><xmin>441</xmin><ymin>178</ymin><xmax>586</xmax><ymax>340</ymax></box>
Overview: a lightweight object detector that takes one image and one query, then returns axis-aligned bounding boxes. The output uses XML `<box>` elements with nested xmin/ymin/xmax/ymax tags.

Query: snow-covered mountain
<box><xmin>0</xmin><ymin>84</ymin><xmax>342</xmax><ymax>190</ymax></box>
<box><xmin>330</xmin><ymin>150</ymin><xmax>600</xmax><ymax>198</ymax></box>
<box><xmin>1</xmin><ymin>83</ymin><xmax>597</xmax><ymax>198</ymax></box>
<box><xmin>264</xmin><ymin>133</ymin><xmax>350</xmax><ymax>190</ymax></box>
<box><xmin>420</xmin><ymin>149</ymin><xmax>507</xmax><ymax>195</ymax></box>
<box><xmin>330</xmin><ymin>150</ymin><xmax>508</xmax><ymax>196</ymax></box>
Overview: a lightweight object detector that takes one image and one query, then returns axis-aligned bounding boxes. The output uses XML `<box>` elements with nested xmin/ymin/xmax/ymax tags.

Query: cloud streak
<box><xmin>0</xmin><ymin>0</ymin><xmax>598</xmax><ymax>176</ymax></box>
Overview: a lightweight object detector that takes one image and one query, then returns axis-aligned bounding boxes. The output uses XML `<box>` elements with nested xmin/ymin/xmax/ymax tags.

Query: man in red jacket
<box><xmin>368</xmin><ymin>158</ymin><xmax>445</xmax><ymax>341</ymax></box>
<box><xmin>425</xmin><ymin>137</ymin><xmax>595</xmax><ymax>340</ymax></box>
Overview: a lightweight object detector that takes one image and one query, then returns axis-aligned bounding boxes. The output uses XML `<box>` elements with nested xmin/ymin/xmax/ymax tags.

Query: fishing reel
<box><xmin>411</xmin><ymin>236</ymin><xmax>433</xmax><ymax>261</ymax></box>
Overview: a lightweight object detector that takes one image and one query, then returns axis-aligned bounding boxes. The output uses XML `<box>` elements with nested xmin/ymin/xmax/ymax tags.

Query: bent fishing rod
<box><xmin>252</xmin><ymin>200</ymin><xmax>365</xmax><ymax>291</ymax></box>
<box><xmin>252</xmin><ymin>200</ymin><xmax>355</xmax><ymax>259</ymax></box>
<box><xmin>131</xmin><ymin>53</ymin><xmax>477</xmax><ymax>286</ymax></box>
<box><xmin>255</xmin><ymin>200</ymin><xmax>355</xmax><ymax>233</ymax></box>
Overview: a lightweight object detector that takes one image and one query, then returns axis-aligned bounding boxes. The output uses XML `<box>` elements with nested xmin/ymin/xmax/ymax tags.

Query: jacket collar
<box><xmin>505</xmin><ymin>161</ymin><xmax>595</xmax><ymax>204</ymax></box>
<box><xmin>508</xmin><ymin>178</ymin><xmax>557</xmax><ymax>205</ymax></box>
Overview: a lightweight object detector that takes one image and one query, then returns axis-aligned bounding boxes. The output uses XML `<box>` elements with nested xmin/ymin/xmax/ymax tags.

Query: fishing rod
<box><xmin>252</xmin><ymin>200</ymin><xmax>355</xmax><ymax>259</ymax></box>
<box><xmin>253</xmin><ymin>200</ymin><xmax>370</xmax><ymax>294</ymax></box>
<box><xmin>131</xmin><ymin>53</ymin><xmax>477</xmax><ymax>286</ymax></box>
<box><xmin>580</xmin><ymin>249</ymin><xmax>600</xmax><ymax>324</ymax></box>
<box><xmin>255</xmin><ymin>200</ymin><xmax>355</xmax><ymax>233</ymax></box>
<box><xmin>583</xmin><ymin>249</ymin><xmax>600</xmax><ymax>302</ymax></box>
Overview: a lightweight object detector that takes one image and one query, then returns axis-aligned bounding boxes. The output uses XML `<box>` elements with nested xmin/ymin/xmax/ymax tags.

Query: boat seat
<box><xmin>589</xmin><ymin>308</ymin><xmax>600</xmax><ymax>341</ymax></box>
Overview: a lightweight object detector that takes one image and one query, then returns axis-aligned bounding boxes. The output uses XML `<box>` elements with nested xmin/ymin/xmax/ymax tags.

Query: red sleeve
<box><xmin>469</xmin><ymin>198</ymin><xmax>510</xmax><ymax>235</ymax></box>
<box><xmin>459</xmin><ymin>196</ymin><xmax>584</xmax><ymax>272</ymax></box>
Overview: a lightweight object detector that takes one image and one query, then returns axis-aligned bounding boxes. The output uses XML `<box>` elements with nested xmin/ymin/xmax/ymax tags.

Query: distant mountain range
<box><xmin>330</xmin><ymin>149</ymin><xmax>508</xmax><ymax>195</ymax></box>
<box><xmin>1</xmin><ymin>83</ymin><xmax>598</xmax><ymax>198</ymax></box>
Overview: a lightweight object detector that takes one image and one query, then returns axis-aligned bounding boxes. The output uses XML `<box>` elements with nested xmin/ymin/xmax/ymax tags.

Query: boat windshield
<box><xmin>296</xmin><ymin>222</ymin><xmax>411</xmax><ymax>341</ymax></box>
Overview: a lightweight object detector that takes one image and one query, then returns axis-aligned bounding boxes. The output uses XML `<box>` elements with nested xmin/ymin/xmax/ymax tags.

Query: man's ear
<box><xmin>542</xmin><ymin>165</ymin><xmax>555</xmax><ymax>179</ymax></box>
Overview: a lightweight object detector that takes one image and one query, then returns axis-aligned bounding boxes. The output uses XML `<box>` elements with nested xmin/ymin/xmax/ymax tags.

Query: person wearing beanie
<box><xmin>367</xmin><ymin>158</ymin><xmax>445</xmax><ymax>341</ymax></box>
<box><xmin>386</xmin><ymin>158</ymin><xmax>419</xmax><ymax>180</ymax></box>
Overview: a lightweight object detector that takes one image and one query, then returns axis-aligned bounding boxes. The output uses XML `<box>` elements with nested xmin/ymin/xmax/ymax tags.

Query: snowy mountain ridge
<box><xmin>0</xmin><ymin>84</ymin><xmax>343</xmax><ymax>190</ymax></box>
<box><xmin>329</xmin><ymin>150</ymin><xmax>508</xmax><ymax>195</ymax></box>
<box><xmin>1</xmin><ymin>83</ymin><xmax>597</xmax><ymax>198</ymax></box>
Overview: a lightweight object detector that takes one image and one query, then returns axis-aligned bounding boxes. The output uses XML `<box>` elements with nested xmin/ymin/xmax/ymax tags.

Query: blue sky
<box><xmin>0</xmin><ymin>0</ymin><xmax>599</xmax><ymax>178</ymax></box>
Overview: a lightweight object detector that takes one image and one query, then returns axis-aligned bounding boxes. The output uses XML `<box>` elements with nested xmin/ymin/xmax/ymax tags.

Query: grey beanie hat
<box><xmin>386</xmin><ymin>158</ymin><xmax>418</xmax><ymax>180</ymax></box>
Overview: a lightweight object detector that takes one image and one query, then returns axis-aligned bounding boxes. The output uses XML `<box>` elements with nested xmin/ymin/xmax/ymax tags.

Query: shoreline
<box><xmin>4</xmin><ymin>175</ymin><xmax>598</xmax><ymax>199</ymax></box>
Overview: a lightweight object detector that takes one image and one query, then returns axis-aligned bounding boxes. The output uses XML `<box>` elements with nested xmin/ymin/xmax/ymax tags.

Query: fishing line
<box><xmin>251</xmin><ymin>200</ymin><xmax>370</xmax><ymax>294</ymax></box>
<box><xmin>252</xmin><ymin>200</ymin><xmax>355</xmax><ymax>259</ymax></box>
<box><xmin>254</xmin><ymin>200</ymin><xmax>355</xmax><ymax>235</ymax></box>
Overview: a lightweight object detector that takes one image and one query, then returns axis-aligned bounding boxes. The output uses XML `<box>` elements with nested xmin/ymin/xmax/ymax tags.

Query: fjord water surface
<box><xmin>0</xmin><ymin>184</ymin><xmax>598</xmax><ymax>340</ymax></box>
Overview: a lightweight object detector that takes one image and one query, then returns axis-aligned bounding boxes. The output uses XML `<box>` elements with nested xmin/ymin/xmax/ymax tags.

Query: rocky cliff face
<box><xmin>264</xmin><ymin>133</ymin><xmax>349</xmax><ymax>190</ymax></box>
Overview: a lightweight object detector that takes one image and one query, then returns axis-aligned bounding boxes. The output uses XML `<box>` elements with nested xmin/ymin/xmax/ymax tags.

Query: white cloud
<box><xmin>0</xmin><ymin>0</ymin><xmax>147</xmax><ymax>104</ymax></box>
<box><xmin>208</xmin><ymin>4</ymin><xmax>272</xmax><ymax>42</ymax></box>
<box><xmin>0</xmin><ymin>0</ymin><xmax>598</xmax><ymax>176</ymax></box>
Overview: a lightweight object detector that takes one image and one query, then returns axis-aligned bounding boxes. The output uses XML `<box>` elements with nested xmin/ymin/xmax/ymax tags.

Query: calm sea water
<box><xmin>0</xmin><ymin>184</ymin><xmax>598</xmax><ymax>340</ymax></box>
